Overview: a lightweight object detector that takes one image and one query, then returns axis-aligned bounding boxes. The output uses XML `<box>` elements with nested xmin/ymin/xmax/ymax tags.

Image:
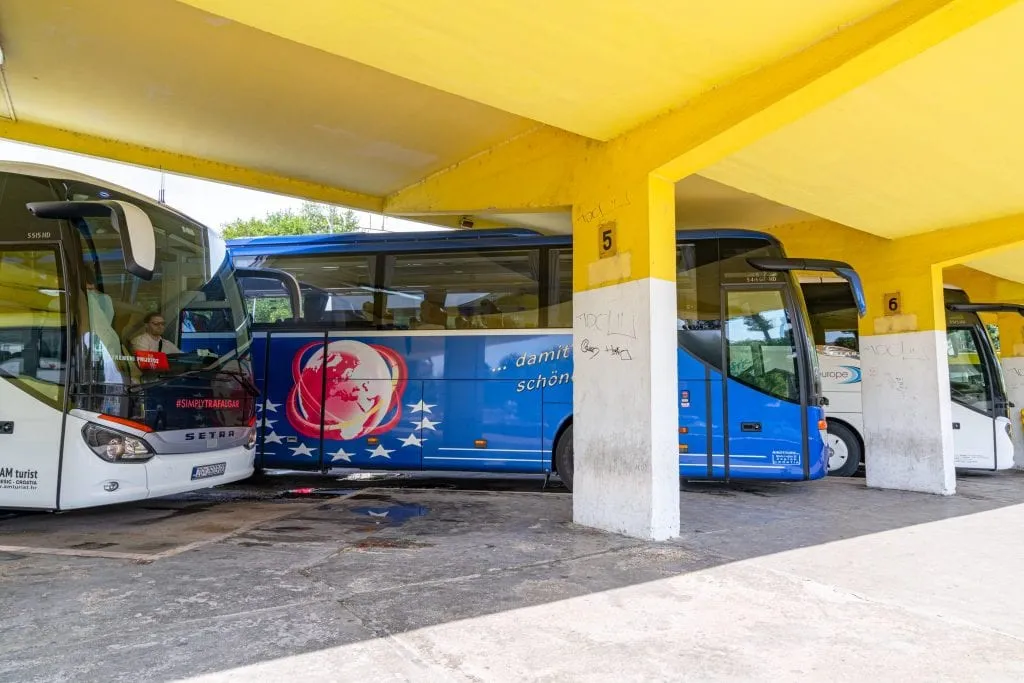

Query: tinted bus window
<box><xmin>802</xmin><ymin>283</ymin><xmax>860</xmax><ymax>351</ymax></box>
<box><xmin>382</xmin><ymin>250</ymin><xmax>541</xmax><ymax>330</ymax></box>
<box><xmin>239</xmin><ymin>275</ymin><xmax>296</xmax><ymax>324</ymax></box>
<box><xmin>0</xmin><ymin>174</ymin><xmax>61</xmax><ymax>241</ymax></box>
<box><xmin>548</xmin><ymin>249</ymin><xmax>573</xmax><ymax>328</ymax></box>
<box><xmin>677</xmin><ymin>241</ymin><xmax>723</xmax><ymax>369</ymax></box>
<box><xmin>257</xmin><ymin>254</ymin><xmax>376</xmax><ymax>328</ymax></box>
<box><xmin>725</xmin><ymin>289</ymin><xmax>800</xmax><ymax>402</ymax></box>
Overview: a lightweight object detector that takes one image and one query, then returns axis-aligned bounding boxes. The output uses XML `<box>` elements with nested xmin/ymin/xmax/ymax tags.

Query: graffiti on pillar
<box><xmin>575</xmin><ymin>310</ymin><xmax>638</xmax><ymax>340</ymax></box>
<box><xmin>860</xmin><ymin>338</ymin><xmax>931</xmax><ymax>362</ymax></box>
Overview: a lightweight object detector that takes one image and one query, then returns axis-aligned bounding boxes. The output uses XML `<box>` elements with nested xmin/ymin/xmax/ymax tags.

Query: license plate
<box><xmin>191</xmin><ymin>462</ymin><xmax>227</xmax><ymax>480</ymax></box>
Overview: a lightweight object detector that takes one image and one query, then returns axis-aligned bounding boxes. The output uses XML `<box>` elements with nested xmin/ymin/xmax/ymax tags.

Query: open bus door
<box><xmin>945</xmin><ymin>301</ymin><xmax>1021</xmax><ymax>470</ymax></box>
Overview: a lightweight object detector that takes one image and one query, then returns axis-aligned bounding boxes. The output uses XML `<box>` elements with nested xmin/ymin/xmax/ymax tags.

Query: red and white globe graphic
<box><xmin>287</xmin><ymin>340</ymin><xmax>407</xmax><ymax>440</ymax></box>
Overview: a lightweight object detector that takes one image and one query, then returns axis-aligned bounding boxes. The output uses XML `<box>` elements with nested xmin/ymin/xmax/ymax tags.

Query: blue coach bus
<box><xmin>227</xmin><ymin>228</ymin><xmax>864</xmax><ymax>489</ymax></box>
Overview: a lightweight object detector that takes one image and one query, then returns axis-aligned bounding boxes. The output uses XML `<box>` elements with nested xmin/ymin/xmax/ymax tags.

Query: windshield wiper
<box><xmin>128</xmin><ymin>367</ymin><xmax>211</xmax><ymax>394</ymax></box>
<box><xmin>217</xmin><ymin>368</ymin><xmax>260</xmax><ymax>396</ymax></box>
<box><xmin>129</xmin><ymin>366</ymin><xmax>259</xmax><ymax>396</ymax></box>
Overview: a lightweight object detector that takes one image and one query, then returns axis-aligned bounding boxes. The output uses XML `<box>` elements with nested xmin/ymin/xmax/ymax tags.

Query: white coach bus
<box><xmin>0</xmin><ymin>163</ymin><xmax>258</xmax><ymax>510</ymax></box>
<box><xmin>801</xmin><ymin>281</ymin><xmax>1016</xmax><ymax>476</ymax></box>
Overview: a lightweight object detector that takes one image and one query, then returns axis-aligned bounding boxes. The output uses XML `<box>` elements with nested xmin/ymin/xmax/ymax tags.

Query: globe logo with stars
<box><xmin>286</xmin><ymin>339</ymin><xmax>408</xmax><ymax>441</ymax></box>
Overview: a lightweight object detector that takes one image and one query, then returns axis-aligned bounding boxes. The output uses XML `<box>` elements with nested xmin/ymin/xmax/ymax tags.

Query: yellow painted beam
<box><xmin>384</xmin><ymin>0</ymin><xmax>1011</xmax><ymax>218</ymax></box>
<box><xmin>893</xmin><ymin>211</ymin><xmax>1024</xmax><ymax>266</ymax></box>
<box><xmin>383</xmin><ymin>127</ymin><xmax>584</xmax><ymax>216</ymax></box>
<box><xmin>630</xmin><ymin>0</ymin><xmax>1017</xmax><ymax>182</ymax></box>
<box><xmin>0</xmin><ymin>120</ymin><xmax>384</xmax><ymax>213</ymax></box>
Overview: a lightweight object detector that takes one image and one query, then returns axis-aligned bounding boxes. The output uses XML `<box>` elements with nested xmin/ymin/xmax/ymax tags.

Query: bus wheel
<box><xmin>555</xmin><ymin>425</ymin><xmax>574</xmax><ymax>492</ymax></box>
<box><xmin>826</xmin><ymin>421</ymin><xmax>861</xmax><ymax>477</ymax></box>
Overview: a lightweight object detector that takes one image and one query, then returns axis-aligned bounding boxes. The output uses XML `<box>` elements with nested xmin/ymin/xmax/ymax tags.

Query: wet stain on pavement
<box><xmin>351</xmin><ymin>504</ymin><xmax>429</xmax><ymax>526</ymax></box>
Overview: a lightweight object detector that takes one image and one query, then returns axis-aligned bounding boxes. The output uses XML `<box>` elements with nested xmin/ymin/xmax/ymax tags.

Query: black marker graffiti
<box><xmin>580</xmin><ymin>338</ymin><xmax>600</xmax><ymax>359</ymax></box>
<box><xmin>605</xmin><ymin>345</ymin><xmax>633</xmax><ymax>361</ymax></box>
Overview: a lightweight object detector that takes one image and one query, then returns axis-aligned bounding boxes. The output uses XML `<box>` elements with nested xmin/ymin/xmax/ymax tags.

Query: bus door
<box><xmin>721</xmin><ymin>285</ymin><xmax>808</xmax><ymax>480</ymax></box>
<box><xmin>945</xmin><ymin>301</ymin><xmax>1022</xmax><ymax>470</ymax></box>
<box><xmin>0</xmin><ymin>245</ymin><xmax>68</xmax><ymax>508</ymax></box>
<box><xmin>945</xmin><ymin>323</ymin><xmax>1001</xmax><ymax>469</ymax></box>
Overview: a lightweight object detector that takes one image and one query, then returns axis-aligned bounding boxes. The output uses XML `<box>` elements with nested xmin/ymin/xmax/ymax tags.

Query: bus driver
<box><xmin>131</xmin><ymin>312</ymin><xmax>181</xmax><ymax>355</ymax></box>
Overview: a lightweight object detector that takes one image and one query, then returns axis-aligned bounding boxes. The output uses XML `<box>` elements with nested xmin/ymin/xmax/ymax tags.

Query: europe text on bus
<box><xmin>0</xmin><ymin>163</ymin><xmax>258</xmax><ymax>510</ymax></box>
<box><xmin>228</xmin><ymin>228</ymin><xmax>864</xmax><ymax>490</ymax></box>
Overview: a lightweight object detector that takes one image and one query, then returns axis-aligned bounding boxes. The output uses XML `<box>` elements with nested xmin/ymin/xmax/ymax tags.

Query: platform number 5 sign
<box><xmin>598</xmin><ymin>221</ymin><xmax>617</xmax><ymax>259</ymax></box>
<box><xmin>884</xmin><ymin>292</ymin><xmax>901</xmax><ymax>316</ymax></box>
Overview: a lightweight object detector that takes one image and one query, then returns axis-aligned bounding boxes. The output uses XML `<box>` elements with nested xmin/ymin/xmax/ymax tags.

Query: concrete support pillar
<box><xmin>570</xmin><ymin>173</ymin><xmax>680</xmax><ymax>540</ymax></box>
<box><xmin>996</xmin><ymin>313</ymin><xmax>1024</xmax><ymax>468</ymax></box>
<box><xmin>859</xmin><ymin>264</ymin><xmax>956</xmax><ymax>495</ymax></box>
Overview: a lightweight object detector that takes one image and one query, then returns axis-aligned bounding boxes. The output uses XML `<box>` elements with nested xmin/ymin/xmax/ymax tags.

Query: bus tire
<box><xmin>826</xmin><ymin>420</ymin><xmax>861</xmax><ymax>477</ymax></box>
<box><xmin>555</xmin><ymin>425</ymin><xmax>574</xmax><ymax>492</ymax></box>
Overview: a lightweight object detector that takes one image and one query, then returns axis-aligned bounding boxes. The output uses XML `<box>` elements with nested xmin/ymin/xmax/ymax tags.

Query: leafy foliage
<box><xmin>221</xmin><ymin>202</ymin><xmax>361</xmax><ymax>239</ymax></box>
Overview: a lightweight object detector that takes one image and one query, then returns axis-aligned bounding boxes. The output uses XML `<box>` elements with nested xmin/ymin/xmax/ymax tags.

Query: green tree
<box><xmin>221</xmin><ymin>201</ymin><xmax>361</xmax><ymax>239</ymax></box>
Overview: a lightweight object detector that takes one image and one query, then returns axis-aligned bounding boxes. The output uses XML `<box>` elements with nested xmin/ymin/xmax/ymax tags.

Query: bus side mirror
<box><xmin>27</xmin><ymin>200</ymin><xmax>156</xmax><ymax>280</ymax></box>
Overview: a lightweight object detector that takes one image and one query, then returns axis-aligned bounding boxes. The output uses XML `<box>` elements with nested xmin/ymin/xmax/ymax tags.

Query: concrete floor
<box><xmin>1</xmin><ymin>471</ymin><xmax>1023</xmax><ymax>682</ymax></box>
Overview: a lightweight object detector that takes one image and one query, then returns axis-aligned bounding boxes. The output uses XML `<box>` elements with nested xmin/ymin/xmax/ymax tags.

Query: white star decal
<box><xmin>367</xmin><ymin>444</ymin><xmax>394</xmax><ymax>459</ymax></box>
<box><xmin>408</xmin><ymin>400</ymin><xmax>436</xmax><ymax>414</ymax></box>
<box><xmin>415</xmin><ymin>417</ymin><xmax>440</xmax><ymax>432</ymax></box>
<box><xmin>264</xmin><ymin>431</ymin><xmax>284</xmax><ymax>444</ymax></box>
<box><xmin>330</xmin><ymin>447</ymin><xmax>354</xmax><ymax>463</ymax></box>
<box><xmin>262</xmin><ymin>418</ymin><xmax>277</xmax><ymax>429</ymax></box>
<box><xmin>264</xmin><ymin>400</ymin><xmax>280</xmax><ymax>413</ymax></box>
<box><xmin>367</xmin><ymin>510</ymin><xmax>389</xmax><ymax>518</ymax></box>
<box><xmin>399</xmin><ymin>432</ymin><xmax>423</xmax><ymax>448</ymax></box>
<box><xmin>290</xmin><ymin>443</ymin><xmax>317</xmax><ymax>457</ymax></box>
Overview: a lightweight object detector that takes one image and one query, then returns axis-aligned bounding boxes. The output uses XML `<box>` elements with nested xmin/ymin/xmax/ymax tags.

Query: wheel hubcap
<box><xmin>827</xmin><ymin>434</ymin><xmax>849</xmax><ymax>471</ymax></box>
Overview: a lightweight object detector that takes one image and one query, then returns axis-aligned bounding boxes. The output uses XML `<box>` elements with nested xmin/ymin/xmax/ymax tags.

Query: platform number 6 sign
<box><xmin>884</xmin><ymin>292</ymin><xmax>901</xmax><ymax>316</ymax></box>
<box><xmin>598</xmin><ymin>221</ymin><xmax>617</xmax><ymax>259</ymax></box>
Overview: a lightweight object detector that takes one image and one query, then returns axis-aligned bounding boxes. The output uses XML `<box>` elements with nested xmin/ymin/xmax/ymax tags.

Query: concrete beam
<box><xmin>383</xmin><ymin>126</ymin><xmax>585</xmax><ymax>216</ymax></box>
<box><xmin>894</xmin><ymin>211</ymin><xmax>1024</xmax><ymax>266</ymax></box>
<box><xmin>384</xmin><ymin>0</ymin><xmax>1011</xmax><ymax>218</ymax></box>
<box><xmin>0</xmin><ymin>120</ymin><xmax>384</xmax><ymax>213</ymax></box>
<box><xmin>634</xmin><ymin>0</ymin><xmax>1017</xmax><ymax>182</ymax></box>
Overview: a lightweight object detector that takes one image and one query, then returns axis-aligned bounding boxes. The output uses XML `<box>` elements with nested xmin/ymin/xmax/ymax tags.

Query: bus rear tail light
<box><xmin>83</xmin><ymin>423</ymin><xmax>154</xmax><ymax>463</ymax></box>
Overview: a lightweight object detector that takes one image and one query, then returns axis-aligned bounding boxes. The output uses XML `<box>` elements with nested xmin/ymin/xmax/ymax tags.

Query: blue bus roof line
<box><xmin>226</xmin><ymin>228</ymin><xmax>779</xmax><ymax>255</ymax></box>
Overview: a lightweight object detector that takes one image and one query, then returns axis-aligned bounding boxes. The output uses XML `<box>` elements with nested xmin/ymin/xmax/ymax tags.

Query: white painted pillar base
<box><xmin>572</xmin><ymin>277</ymin><xmax>680</xmax><ymax>540</ymax></box>
<box><xmin>861</xmin><ymin>330</ymin><xmax>956</xmax><ymax>495</ymax></box>
<box><xmin>1000</xmin><ymin>356</ymin><xmax>1024</xmax><ymax>469</ymax></box>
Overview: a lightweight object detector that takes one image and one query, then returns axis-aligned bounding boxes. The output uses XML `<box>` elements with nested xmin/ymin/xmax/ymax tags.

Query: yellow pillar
<box><xmin>570</xmin><ymin>170</ymin><xmax>680</xmax><ymax>540</ymax></box>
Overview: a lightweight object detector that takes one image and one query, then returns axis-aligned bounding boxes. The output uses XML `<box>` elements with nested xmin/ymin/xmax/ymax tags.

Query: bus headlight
<box><xmin>82</xmin><ymin>424</ymin><xmax>154</xmax><ymax>463</ymax></box>
<box><xmin>245</xmin><ymin>428</ymin><xmax>257</xmax><ymax>450</ymax></box>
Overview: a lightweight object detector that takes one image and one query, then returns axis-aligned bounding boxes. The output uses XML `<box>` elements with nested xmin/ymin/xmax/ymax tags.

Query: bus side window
<box><xmin>241</xmin><ymin>254</ymin><xmax>376</xmax><ymax>329</ymax></box>
<box><xmin>383</xmin><ymin>249</ymin><xmax>542</xmax><ymax>330</ymax></box>
<box><xmin>677</xmin><ymin>242</ymin><xmax>723</xmax><ymax>369</ymax></box>
<box><xmin>546</xmin><ymin>249</ymin><xmax>573</xmax><ymax>328</ymax></box>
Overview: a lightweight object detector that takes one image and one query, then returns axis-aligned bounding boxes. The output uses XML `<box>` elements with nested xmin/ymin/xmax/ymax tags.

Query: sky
<box><xmin>0</xmin><ymin>139</ymin><xmax>438</xmax><ymax>234</ymax></box>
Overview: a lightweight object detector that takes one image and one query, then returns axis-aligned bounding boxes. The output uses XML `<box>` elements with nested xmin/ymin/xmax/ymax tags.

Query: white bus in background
<box><xmin>801</xmin><ymin>280</ymin><xmax>1017</xmax><ymax>476</ymax></box>
<box><xmin>0</xmin><ymin>163</ymin><xmax>261</xmax><ymax>510</ymax></box>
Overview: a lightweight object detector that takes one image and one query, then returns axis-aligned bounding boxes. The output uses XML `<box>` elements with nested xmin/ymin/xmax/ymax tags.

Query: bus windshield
<box><xmin>61</xmin><ymin>179</ymin><xmax>254</xmax><ymax>429</ymax></box>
